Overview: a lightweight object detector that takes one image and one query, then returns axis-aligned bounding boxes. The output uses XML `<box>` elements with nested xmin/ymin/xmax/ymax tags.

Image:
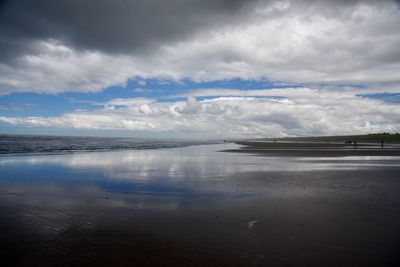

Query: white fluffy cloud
<box><xmin>156</xmin><ymin>1</ymin><xmax>400</xmax><ymax>84</ymax></box>
<box><xmin>0</xmin><ymin>41</ymin><xmax>141</xmax><ymax>94</ymax></box>
<box><xmin>1</xmin><ymin>0</ymin><xmax>400</xmax><ymax>94</ymax></box>
<box><xmin>1</xmin><ymin>88</ymin><xmax>399</xmax><ymax>138</ymax></box>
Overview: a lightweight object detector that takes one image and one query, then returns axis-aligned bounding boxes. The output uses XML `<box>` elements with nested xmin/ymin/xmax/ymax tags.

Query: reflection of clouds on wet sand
<box><xmin>0</xmin><ymin>182</ymin><xmax>125</xmax><ymax>208</ymax></box>
<box><xmin>0</xmin><ymin>182</ymin><xmax>180</xmax><ymax>211</ymax></box>
<box><xmin>1</xmin><ymin>144</ymin><xmax>400</xmax><ymax>266</ymax></box>
<box><xmin>2</xmin><ymin>144</ymin><xmax>399</xmax><ymax>176</ymax></box>
<box><xmin>0</xmin><ymin>144</ymin><xmax>241</xmax><ymax>181</ymax></box>
<box><xmin>1</xmin><ymin>144</ymin><xmax>400</xmax><ymax>198</ymax></box>
<box><xmin>0</xmin><ymin>181</ymin><xmax>180</xmax><ymax>239</ymax></box>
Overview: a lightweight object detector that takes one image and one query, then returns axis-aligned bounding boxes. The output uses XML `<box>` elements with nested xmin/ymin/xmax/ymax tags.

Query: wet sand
<box><xmin>1</xmin><ymin>144</ymin><xmax>400</xmax><ymax>266</ymax></box>
<box><xmin>224</xmin><ymin>141</ymin><xmax>400</xmax><ymax>157</ymax></box>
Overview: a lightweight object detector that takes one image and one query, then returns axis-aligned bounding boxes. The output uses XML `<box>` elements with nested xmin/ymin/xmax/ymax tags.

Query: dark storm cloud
<box><xmin>1</xmin><ymin>0</ymin><xmax>390</xmax><ymax>61</ymax></box>
<box><xmin>0</xmin><ymin>0</ymin><xmax>399</xmax><ymax>94</ymax></box>
<box><xmin>0</xmin><ymin>0</ymin><xmax>261</xmax><ymax>61</ymax></box>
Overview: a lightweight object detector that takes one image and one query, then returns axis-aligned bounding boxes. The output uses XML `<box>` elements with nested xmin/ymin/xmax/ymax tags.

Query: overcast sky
<box><xmin>0</xmin><ymin>0</ymin><xmax>399</xmax><ymax>138</ymax></box>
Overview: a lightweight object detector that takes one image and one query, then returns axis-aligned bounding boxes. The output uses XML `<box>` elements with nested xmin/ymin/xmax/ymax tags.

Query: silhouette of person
<box><xmin>381</xmin><ymin>140</ymin><xmax>384</xmax><ymax>149</ymax></box>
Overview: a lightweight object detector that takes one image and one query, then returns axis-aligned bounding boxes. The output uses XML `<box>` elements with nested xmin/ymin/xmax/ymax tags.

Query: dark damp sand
<box><xmin>1</xmin><ymin>145</ymin><xmax>400</xmax><ymax>266</ymax></box>
<box><xmin>224</xmin><ymin>141</ymin><xmax>400</xmax><ymax>157</ymax></box>
<box><xmin>3</xmin><ymin>170</ymin><xmax>400</xmax><ymax>266</ymax></box>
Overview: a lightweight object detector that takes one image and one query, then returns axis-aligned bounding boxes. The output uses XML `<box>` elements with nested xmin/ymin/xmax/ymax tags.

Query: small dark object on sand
<box><xmin>345</xmin><ymin>140</ymin><xmax>352</xmax><ymax>144</ymax></box>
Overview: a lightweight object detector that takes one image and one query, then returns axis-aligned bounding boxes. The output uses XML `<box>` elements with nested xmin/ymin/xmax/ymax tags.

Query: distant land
<box><xmin>265</xmin><ymin>133</ymin><xmax>400</xmax><ymax>143</ymax></box>
<box><xmin>227</xmin><ymin>133</ymin><xmax>400</xmax><ymax>157</ymax></box>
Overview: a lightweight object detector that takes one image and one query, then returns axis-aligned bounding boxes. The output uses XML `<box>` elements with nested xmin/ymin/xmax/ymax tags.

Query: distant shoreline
<box><xmin>256</xmin><ymin>133</ymin><xmax>400</xmax><ymax>143</ymax></box>
<box><xmin>224</xmin><ymin>141</ymin><xmax>400</xmax><ymax>157</ymax></box>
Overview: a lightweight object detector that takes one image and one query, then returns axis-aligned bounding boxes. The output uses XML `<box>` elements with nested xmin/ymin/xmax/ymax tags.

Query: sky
<box><xmin>0</xmin><ymin>0</ymin><xmax>400</xmax><ymax>139</ymax></box>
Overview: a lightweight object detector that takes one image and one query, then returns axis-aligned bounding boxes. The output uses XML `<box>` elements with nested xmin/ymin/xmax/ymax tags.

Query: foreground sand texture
<box><xmin>0</xmin><ymin>143</ymin><xmax>400</xmax><ymax>266</ymax></box>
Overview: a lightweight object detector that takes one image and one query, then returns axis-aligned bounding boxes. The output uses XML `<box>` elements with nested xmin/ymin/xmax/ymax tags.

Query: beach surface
<box><xmin>1</xmin><ymin>143</ymin><xmax>400</xmax><ymax>266</ymax></box>
<box><xmin>225</xmin><ymin>141</ymin><xmax>400</xmax><ymax>157</ymax></box>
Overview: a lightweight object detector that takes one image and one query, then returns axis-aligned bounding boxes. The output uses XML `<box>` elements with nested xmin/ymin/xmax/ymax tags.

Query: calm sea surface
<box><xmin>0</xmin><ymin>135</ymin><xmax>212</xmax><ymax>154</ymax></box>
<box><xmin>1</xmin><ymin>140</ymin><xmax>400</xmax><ymax>266</ymax></box>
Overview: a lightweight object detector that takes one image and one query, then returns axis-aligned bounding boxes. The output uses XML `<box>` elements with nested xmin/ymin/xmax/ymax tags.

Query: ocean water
<box><xmin>0</xmin><ymin>142</ymin><xmax>400</xmax><ymax>266</ymax></box>
<box><xmin>0</xmin><ymin>134</ymin><xmax>214</xmax><ymax>154</ymax></box>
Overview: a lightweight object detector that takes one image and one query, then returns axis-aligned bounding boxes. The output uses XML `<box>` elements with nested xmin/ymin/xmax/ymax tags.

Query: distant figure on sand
<box><xmin>381</xmin><ymin>140</ymin><xmax>384</xmax><ymax>149</ymax></box>
<box><xmin>354</xmin><ymin>139</ymin><xmax>357</xmax><ymax>149</ymax></box>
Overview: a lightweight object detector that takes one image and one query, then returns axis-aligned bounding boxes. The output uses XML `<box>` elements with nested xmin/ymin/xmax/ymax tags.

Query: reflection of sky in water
<box><xmin>1</xmin><ymin>143</ymin><xmax>400</xmax><ymax>197</ymax></box>
<box><xmin>1</xmin><ymin>143</ymin><xmax>400</xmax><ymax>267</ymax></box>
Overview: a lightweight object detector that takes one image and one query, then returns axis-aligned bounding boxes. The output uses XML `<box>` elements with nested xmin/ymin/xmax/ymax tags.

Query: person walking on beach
<box><xmin>381</xmin><ymin>139</ymin><xmax>384</xmax><ymax>149</ymax></box>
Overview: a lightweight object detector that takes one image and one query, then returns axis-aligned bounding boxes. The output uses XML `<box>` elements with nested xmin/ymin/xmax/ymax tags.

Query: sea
<box><xmin>0</xmin><ymin>134</ymin><xmax>216</xmax><ymax>155</ymax></box>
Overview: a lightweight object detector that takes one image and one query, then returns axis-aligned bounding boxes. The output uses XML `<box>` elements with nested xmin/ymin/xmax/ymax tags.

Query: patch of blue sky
<box><xmin>0</xmin><ymin>92</ymin><xmax>98</xmax><ymax>117</ymax></box>
<box><xmin>2</xmin><ymin>77</ymin><xmax>387</xmax><ymax>119</ymax></box>
<box><xmin>314</xmin><ymin>83</ymin><xmax>366</xmax><ymax>89</ymax></box>
<box><xmin>125</xmin><ymin>78</ymin><xmax>302</xmax><ymax>102</ymax></box>
<box><xmin>0</xmin><ymin>78</ymin><xmax>303</xmax><ymax>117</ymax></box>
<box><xmin>167</xmin><ymin>95</ymin><xmax>287</xmax><ymax>102</ymax></box>
<box><xmin>1</xmin><ymin>79</ymin><xmax>398</xmax><ymax>137</ymax></box>
<box><xmin>357</xmin><ymin>93</ymin><xmax>400</xmax><ymax>103</ymax></box>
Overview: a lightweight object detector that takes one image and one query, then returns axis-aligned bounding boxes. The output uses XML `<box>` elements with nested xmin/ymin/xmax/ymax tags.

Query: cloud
<box><xmin>155</xmin><ymin>0</ymin><xmax>400</xmax><ymax>83</ymax></box>
<box><xmin>0</xmin><ymin>0</ymin><xmax>400</xmax><ymax>94</ymax></box>
<box><xmin>0</xmin><ymin>0</ymin><xmax>259</xmax><ymax>57</ymax></box>
<box><xmin>1</xmin><ymin>87</ymin><xmax>399</xmax><ymax>138</ymax></box>
<box><xmin>0</xmin><ymin>41</ymin><xmax>141</xmax><ymax>94</ymax></box>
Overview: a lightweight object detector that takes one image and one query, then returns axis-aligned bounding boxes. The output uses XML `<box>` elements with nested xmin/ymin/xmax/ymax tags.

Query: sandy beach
<box><xmin>224</xmin><ymin>141</ymin><xmax>400</xmax><ymax>157</ymax></box>
<box><xmin>1</xmin><ymin>143</ymin><xmax>400</xmax><ymax>266</ymax></box>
